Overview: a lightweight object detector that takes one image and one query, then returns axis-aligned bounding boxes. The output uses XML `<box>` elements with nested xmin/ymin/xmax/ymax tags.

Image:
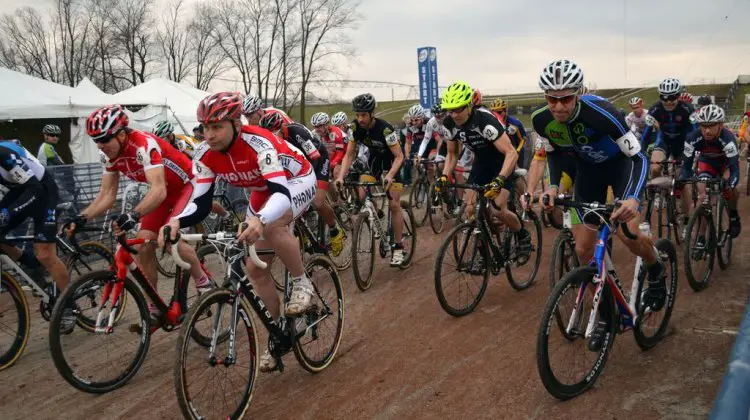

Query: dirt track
<box><xmin>1</xmin><ymin>198</ymin><xmax>749</xmax><ymax>420</ymax></box>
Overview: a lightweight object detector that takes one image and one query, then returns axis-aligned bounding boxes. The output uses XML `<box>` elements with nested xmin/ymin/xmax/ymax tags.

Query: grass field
<box><xmin>289</xmin><ymin>82</ymin><xmax>743</xmax><ymax>127</ymax></box>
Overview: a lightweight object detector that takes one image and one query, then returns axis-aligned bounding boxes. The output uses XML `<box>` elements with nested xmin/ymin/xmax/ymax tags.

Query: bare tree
<box><xmin>296</xmin><ymin>0</ymin><xmax>357</xmax><ymax>122</ymax></box>
<box><xmin>157</xmin><ymin>0</ymin><xmax>193</xmax><ymax>83</ymax></box>
<box><xmin>85</xmin><ymin>0</ymin><xmax>121</xmax><ymax>92</ymax></box>
<box><xmin>0</xmin><ymin>8</ymin><xmax>61</xmax><ymax>82</ymax></box>
<box><xmin>55</xmin><ymin>0</ymin><xmax>94</xmax><ymax>86</ymax></box>
<box><xmin>189</xmin><ymin>3</ymin><xmax>228</xmax><ymax>91</ymax></box>
<box><xmin>207</xmin><ymin>0</ymin><xmax>255</xmax><ymax>93</ymax></box>
<box><xmin>273</xmin><ymin>0</ymin><xmax>299</xmax><ymax>109</ymax></box>
<box><xmin>111</xmin><ymin>0</ymin><xmax>155</xmax><ymax>86</ymax></box>
<box><xmin>247</xmin><ymin>0</ymin><xmax>278</xmax><ymax>102</ymax></box>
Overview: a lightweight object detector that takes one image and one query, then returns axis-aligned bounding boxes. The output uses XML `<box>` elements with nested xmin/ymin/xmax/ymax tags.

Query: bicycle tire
<box><xmin>410</xmin><ymin>179</ymin><xmax>429</xmax><ymax>227</ymax></box>
<box><xmin>716</xmin><ymin>198</ymin><xmax>733</xmax><ymax>270</ymax></box>
<box><xmin>536</xmin><ymin>267</ymin><xmax>617</xmax><ymax>400</ymax></box>
<box><xmin>506</xmin><ymin>211</ymin><xmax>542</xmax><ymax>291</ymax></box>
<box><xmin>352</xmin><ymin>215</ymin><xmax>375</xmax><ymax>291</ymax></box>
<box><xmin>174</xmin><ymin>288</ymin><xmax>258</xmax><ymax>420</ymax></box>
<box><xmin>434</xmin><ymin>222</ymin><xmax>490</xmax><ymax>317</ymax></box>
<box><xmin>0</xmin><ymin>272</ymin><xmax>30</xmax><ymax>371</ymax></box>
<box><xmin>633</xmin><ymin>239</ymin><xmax>678</xmax><ymax>350</ymax></box>
<box><xmin>398</xmin><ymin>202</ymin><xmax>418</xmax><ymax>269</ymax></box>
<box><xmin>428</xmin><ymin>187</ymin><xmax>446</xmax><ymax>234</ymax></box>
<box><xmin>49</xmin><ymin>270</ymin><xmax>150</xmax><ymax>394</ymax></box>
<box><xmin>667</xmin><ymin>194</ymin><xmax>682</xmax><ymax>246</ymax></box>
<box><xmin>330</xmin><ymin>204</ymin><xmax>353</xmax><ymax>270</ymax></box>
<box><xmin>683</xmin><ymin>207</ymin><xmax>716</xmax><ymax>292</ymax></box>
<box><xmin>293</xmin><ymin>255</ymin><xmax>345</xmax><ymax>373</ymax></box>
<box><xmin>174</xmin><ymin>252</ymin><xmax>225</xmax><ymax>347</ymax></box>
<box><xmin>65</xmin><ymin>241</ymin><xmax>120</xmax><ymax>332</ymax></box>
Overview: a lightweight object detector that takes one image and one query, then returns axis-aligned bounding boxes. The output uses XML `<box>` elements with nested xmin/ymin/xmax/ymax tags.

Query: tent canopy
<box><xmin>112</xmin><ymin>78</ymin><xmax>210</xmax><ymax>133</ymax></box>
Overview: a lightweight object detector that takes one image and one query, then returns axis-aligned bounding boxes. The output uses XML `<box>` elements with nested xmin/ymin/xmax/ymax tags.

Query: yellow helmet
<box><xmin>490</xmin><ymin>98</ymin><xmax>507</xmax><ymax>111</ymax></box>
<box><xmin>441</xmin><ymin>81</ymin><xmax>473</xmax><ymax>110</ymax></box>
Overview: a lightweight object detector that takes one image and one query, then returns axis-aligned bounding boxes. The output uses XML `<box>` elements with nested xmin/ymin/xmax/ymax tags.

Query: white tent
<box><xmin>112</xmin><ymin>78</ymin><xmax>210</xmax><ymax>134</ymax></box>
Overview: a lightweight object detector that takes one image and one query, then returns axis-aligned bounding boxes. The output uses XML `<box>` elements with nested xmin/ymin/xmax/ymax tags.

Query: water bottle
<box><xmin>639</xmin><ymin>222</ymin><xmax>651</xmax><ymax>238</ymax></box>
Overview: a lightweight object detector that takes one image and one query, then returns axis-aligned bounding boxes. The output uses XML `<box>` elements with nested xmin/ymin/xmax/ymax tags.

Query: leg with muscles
<box><xmin>35</xmin><ymin>240</ymin><xmax>77</xmax><ymax>332</ymax></box>
<box><xmin>650</xmin><ymin>149</ymin><xmax>666</xmax><ymax>179</ymax></box>
<box><xmin>247</xmin><ymin>233</ymin><xmax>284</xmax><ymax>373</ymax></box>
<box><xmin>178</xmin><ymin>241</ymin><xmax>213</xmax><ymax>292</ymax></box>
<box><xmin>493</xmin><ymin>188</ymin><xmax>533</xmax><ymax>257</ymax></box>
<box><xmin>314</xmin><ymin>185</ymin><xmax>343</xmax><ymax>255</ymax></box>
<box><xmin>572</xmin><ymin>223</ymin><xmax>597</xmax><ymax>265</ymax></box>
<box><xmin>389</xmin><ymin>187</ymin><xmax>405</xmax><ymax>266</ymax></box>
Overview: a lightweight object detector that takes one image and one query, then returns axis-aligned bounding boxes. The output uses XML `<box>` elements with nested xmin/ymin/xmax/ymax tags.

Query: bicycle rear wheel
<box><xmin>549</xmin><ymin>233</ymin><xmax>579</xmax><ymax>339</ymax></box>
<box><xmin>330</xmin><ymin>204</ymin><xmax>353</xmax><ymax>270</ymax></box>
<box><xmin>352</xmin><ymin>215</ymin><xmax>375</xmax><ymax>291</ymax></box>
<box><xmin>634</xmin><ymin>239</ymin><xmax>678</xmax><ymax>349</ymax></box>
<box><xmin>505</xmin><ymin>212</ymin><xmax>542</xmax><ymax>291</ymax></box>
<box><xmin>683</xmin><ymin>207</ymin><xmax>716</xmax><ymax>292</ymax></box>
<box><xmin>174</xmin><ymin>288</ymin><xmax>258</xmax><ymax>420</ymax></box>
<box><xmin>716</xmin><ymin>198</ymin><xmax>733</xmax><ymax>270</ymax></box>
<box><xmin>65</xmin><ymin>240</ymin><xmax>114</xmax><ymax>279</ymax></box>
<box><xmin>428</xmin><ymin>187</ymin><xmax>446</xmax><ymax>234</ymax></box>
<box><xmin>397</xmin><ymin>203</ymin><xmax>417</xmax><ymax>269</ymax></box>
<box><xmin>409</xmin><ymin>179</ymin><xmax>429</xmax><ymax>227</ymax></box>
<box><xmin>434</xmin><ymin>222</ymin><xmax>489</xmax><ymax>317</ymax></box>
<box><xmin>49</xmin><ymin>270</ymin><xmax>150</xmax><ymax>393</ymax></box>
<box><xmin>0</xmin><ymin>273</ymin><xmax>30</xmax><ymax>371</ymax></box>
<box><xmin>293</xmin><ymin>256</ymin><xmax>344</xmax><ymax>373</ymax></box>
<box><xmin>536</xmin><ymin>267</ymin><xmax>616</xmax><ymax>400</ymax></box>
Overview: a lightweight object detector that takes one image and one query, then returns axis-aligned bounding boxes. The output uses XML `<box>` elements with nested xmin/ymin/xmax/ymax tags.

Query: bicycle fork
<box><xmin>94</xmin><ymin>248</ymin><xmax>131</xmax><ymax>334</ymax></box>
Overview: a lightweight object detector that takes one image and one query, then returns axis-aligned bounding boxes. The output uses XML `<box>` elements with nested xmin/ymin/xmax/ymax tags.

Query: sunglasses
<box><xmin>45</xmin><ymin>134</ymin><xmax>59</xmax><ymax>137</ymax></box>
<box><xmin>660</xmin><ymin>94</ymin><xmax>680</xmax><ymax>102</ymax></box>
<box><xmin>446</xmin><ymin>106</ymin><xmax>467</xmax><ymax>115</ymax></box>
<box><xmin>699</xmin><ymin>123</ymin><xmax>720</xmax><ymax>129</ymax></box>
<box><xmin>93</xmin><ymin>134</ymin><xmax>116</xmax><ymax>144</ymax></box>
<box><xmin>545</xmin><ymin>94</ymin><xmax>577</xmax><ymax>105</ymax></box>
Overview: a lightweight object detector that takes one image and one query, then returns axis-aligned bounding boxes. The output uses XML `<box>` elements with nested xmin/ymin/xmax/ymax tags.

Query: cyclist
<box><xmin>418</xmin><ymin>103</ymin><xmax>452</xmax><ymax>169</ymax></box>
<box><xmin>242</xmin><ymin>95</ymin><xmax>293</xmax><ymax>126</ymax></box>
<box><xmin>260</xmin><ymin>112</ymin><xmax>345</xmax><ymax>256</ymax></box>
<box><xmin>332</xmin><ymin>110</ymin><xmax>369</xmax><ymax>174</ymax></box>
<box><xmin>37</xmin><ymin>124</ymin><xmax>65</xmax><ymax>166</ymax></box>
<box><xmin>404</xmin><ymin>105</ymin><xmax>438</xmax><ymax>181</ymax></box>
<box><xmin>310</xmin><ymin>112</ymin><xmax>346</xmax><ymax>182</ymax></box>
<box><xmin>164</xmin><ymin>92</ymin><xmax>316</xmax><ymax>372</ymax></box>
<box><xmin>625</xmin><ymin>97</ymin><xmax>649</xmax><ymax>141</ymax></box>
<box><xmin>490</xmin><ymin>97</ymin><xmax>530</xmax><ymax>193</ymax></box>
<box><xmin>680</xmin><ymin>104</ymin><xmax>741</xmax><ymax>238</ymax></box>
<box><xmin>436</xmin><ymin>81</ymin><xmax>531</xmax><ymax>251</ymax></box>
<box><xmin>152</xmin><ymin>121</ymin><xmax>201</xmax><ymax>159</ymax></box>
<box><xmin>75</xmin><ymin>105</ymin><xmax>209</xmax><ymax>321</ymax></box>
<box><xmin>333</xmin><ymin>93</ymin><xmax>407</xmax><ymax>266</ymax></box>
<box><xmin>193</xmin><ymin>124</ymin><xmax>205</xmax><ymax>141</ymax></box>
<box><xmin>0</xmin><ymin>140</ymin><xmax>74</xmax><ymax>331</ymax></box>
<box><xmin>690</xmin><ymin>95</ymin><xmax>714</xmax><ymax>124</ymax></box>
<box><xmin>533</xmin><ymin>59</ymin><xmax>666</xmax><ymax>311</ymax></box>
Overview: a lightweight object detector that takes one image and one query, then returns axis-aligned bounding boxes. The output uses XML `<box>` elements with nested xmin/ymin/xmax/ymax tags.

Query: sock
<box><xmin>19</xmin><ymin>249</ymin><xmax>42</xmax><ymax>269</ymax></box>
<box><xmin>394</xmin><ymin>242</ymin><xmax>404</xmax><ymax>250</ymax></box>
<box><xmin>329</xmin><ymin>225</ymin><xmax>339</xmax><ymax>237</ymax></box>
<box><xmin>196</xmin><ymin>274</ymin><xmax>210</xmax><ymax>286</ymax></box>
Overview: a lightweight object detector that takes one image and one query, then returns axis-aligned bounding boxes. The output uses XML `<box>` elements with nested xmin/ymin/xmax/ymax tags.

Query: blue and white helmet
<box><xmin>658</xmin><ymin>78</ymin><xmax>682</xmax><ymax>95</ymax></box>
<box><xmin>693</xmin><ymin>104</ymin><xmax>725</xmax><ymax>124</ymax></box>
<box><xmin>406</xmin><ymin>104</ymin><xmax>426</xmax><ymax>119</ymax></box>
<box><xmin>331</xmin><ymin>111</ymin><xmax>348</xmax><ymax>126</ymax></box>
<box><xmin>538</xmin><ymin>59</ymin><xmax>584</xmax><ymax>92</ymax></box>
<box><xmin>310</xmin><ymin>112</ymin><xmax>330</xmax><ymax>127</ymax></box>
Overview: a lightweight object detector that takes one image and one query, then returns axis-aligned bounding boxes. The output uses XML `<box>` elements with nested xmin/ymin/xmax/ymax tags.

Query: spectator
<box><xmin>37</xmin><ymin>124</ymin><xmax>64</xmax><ymax>166</ymax></box>
<box><xmin>192</xmin><ymin>124</ymin><xmax>204</xmax><ymax>141</ymax></box>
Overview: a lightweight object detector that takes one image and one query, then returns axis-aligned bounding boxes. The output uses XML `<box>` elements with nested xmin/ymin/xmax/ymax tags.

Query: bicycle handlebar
<box><xmin>541</xmin><ymin>195</ymin><xmax>638</xmax><ymax>240</ymax></box>
<box><xmin>341</xmin><ymin>181</ymin><xmax>393</xmax><ymax>201</ymax></box>
<box><xmin>165</xmin><ymin>225</ymin><xmax>267</xmax><ymax>270</ymax></box>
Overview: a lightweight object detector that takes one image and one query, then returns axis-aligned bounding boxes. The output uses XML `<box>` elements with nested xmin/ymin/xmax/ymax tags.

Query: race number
<box><xmin>615</xmin><ymin>131</ymin><xmax>641</xmax><ymax>157</ymax></box>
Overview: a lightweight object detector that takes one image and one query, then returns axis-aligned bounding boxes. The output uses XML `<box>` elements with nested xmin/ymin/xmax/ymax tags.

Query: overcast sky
<box><xmin>6</xmin><ymin>0</ymin><xmax>750</xmax><ymax>100</ymax></box>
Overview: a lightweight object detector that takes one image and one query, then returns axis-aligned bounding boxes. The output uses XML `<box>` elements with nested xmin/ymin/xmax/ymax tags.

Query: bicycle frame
<box><xmin>0</xmin><ymin>254</ymin><xmax>52</xmax><ymax>303</ymax></box>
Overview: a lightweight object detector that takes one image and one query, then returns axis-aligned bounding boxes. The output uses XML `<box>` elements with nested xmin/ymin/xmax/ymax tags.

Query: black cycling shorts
<box><xmin>573</xmin><ymin>154</ymin><xmax>644</xmax><ymax>225</ymax></box>
<box><xmin>0</xmin><ymin>173</ymin><xmax>59</xmax><ymax>242</ymax></box>
<box><xmin>369</xmin><ymin>155</ymin><xmax>403</xmax><ymax>184</ymax></box>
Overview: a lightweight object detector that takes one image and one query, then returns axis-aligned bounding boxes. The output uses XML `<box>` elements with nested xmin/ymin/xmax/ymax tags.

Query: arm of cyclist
<box><xmin>384</xmin><ymin>141</ymin><xmax>404</xmax><ymax>189</ymax></box>
<box><xmin>163</xmin><ymin>159</ymin><xmax>215</xmax><ymax>244</ymax></box>
<box><xmin>725</xmin><ymin>139</ymin><xmax>741</xmax><ymax>188</ymax></box>
<box><xmin>493</xmin><ymin>133</ymin><xmax>518</xmax><ymax>179</ymax></box>
<box><xmin>0</xmin><ymin>159</ymin><xmax>44</xmax><ymax>224</ymax></box>
<box><xmin>680</xmin><ymin>141</ymin><xmax>696</xmax><ymax>181</ymax></box>
<box><xmin>334</xmin><ymin>137</ymin><xmax>358</xmax><ymax>185</ymax></box>
<box><xmin>132</xmin><ymin>166</ymin><xmax>168</xmax><ymax>217</ymax></box>
<box><xmin>330</xmin><ymin>133</ymin><xmax>345</xmax><ymax>167</ymax></box>
<box><xmin>440</xmin><ymin>140</ymin><xmax>460</xmax><ymax>181</ymax></box>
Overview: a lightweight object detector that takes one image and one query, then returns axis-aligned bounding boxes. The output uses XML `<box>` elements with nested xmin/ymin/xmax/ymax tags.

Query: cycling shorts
<box><xmin>696</xmin><ymin>159</ymin><xmax>727</xmax><ymax>180</ymax></box>
<box><xmin>653</xmin><ymin>139</ymin><xmax>684</xmax><ymax>160</ymax></box>
<box><xmin>140</xmin><ymin>186</ymin><xmax>189</xmax><ymax>233</ymax></box>
<box><xmin>368</xmin><ymin>156</ymin><xmax>404</xmax><ymax>189</ymax></box>
<box><xmin>249</xmin><ymin>171</ymin><xmax>316</xmax><ymax>221</ymax></box>
<box><xmin>360</xmin><ymin>173</ymin><xmax>403</xmax><ymax>192</ymax></box>
<box><xmin>573</xmin><ymin>155</ymin><xmax>643</xmax><ymax>224</ymax></box>
<box><xmin>0</xmin><ymin>174</ymin><xmax>59</xmax><ymax>243</ymax></box>
<box><xmin>311</xmin><ymin>155</ymin><xmax>331</xmax><ymax>190</ymax></box>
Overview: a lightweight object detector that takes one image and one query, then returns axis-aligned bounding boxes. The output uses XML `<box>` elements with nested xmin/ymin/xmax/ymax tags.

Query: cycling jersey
<box><xmin>645</xmin><ymin>101</ymin><xmax>696</xmax><ymax>157</ymax></box>
<box><xmin>531</xmin><ymin>96</ymin><xmax>647</xmax><ymax>204</ymax></box>
<box><xmin>418</xmin><ymin>116</ymin><xmax>451</xmax><ymax>158</ymax></box>
<box><xmin>680</xmin><ymin>127</ymin><xmax>740</xmax><ymax>188</ymax></box>
<box><xmin>281</xmin><ymin>123</ymin><xmax>330</xmax><ymax>188</ymax></box>
<box><xmin>351</xmin><ymin>118</ymin><xmax>401</xmax><ymax>180</ymax></box>
<box><xmin>446</xmin><ymin>107</ymin><xmax>509</xmax><ymax>185</ymax></box>
<box><xmin>0</xmin><ymin>141</ymin><xmax>58</xmax><ymax>242</ymax></box>
<box><xmin>626</xmin><ymin>110</ymin><xmax>650</xmax><ymax>140</ymax></box>
<box><xmin>174</xmin><ymin>125</ymin><xmax>314</xmax><ymax>228</ymax></box>
<box><xmin>408</xmin><ymin>123</ymin><xmax>439</xmax><ymax>158</ymax></box>
<box><xmin>316</xmin><ymin>126</ymin><xmax>345</xmax><ymax>167</ymax></box>
<box><xmin>101</xmin><ymin>130</ymin><xmax>192</xmax><ymax>189</ymax></box>
<box><xmin>174</xmin><ymin>134</ymin><xmax>200</xmax><ymax>159</ymax></box>
<box><xmin>37</xmin><ymin>142</ymin><xmax>64</xmax><ymax>166</ymax></box>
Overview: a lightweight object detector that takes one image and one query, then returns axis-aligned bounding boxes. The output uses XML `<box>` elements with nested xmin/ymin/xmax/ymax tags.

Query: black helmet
<box><xmin>352</xmin><ymin>93</ymin><xmax>376</xmax><ymax>113</ymax></box>
<box><xmin>697</xmin><ymin>95</ymin><xmax>712</xmax><ymax>107</ymax></box>
<box><xmin>431</xmin><ymin>103</ymin><xmax>444</xmax><ymax>115</ymax></box>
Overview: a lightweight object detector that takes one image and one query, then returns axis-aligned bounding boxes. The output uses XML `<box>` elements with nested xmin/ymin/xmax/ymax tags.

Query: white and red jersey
<box><xmin>264</xmin><ymin>107</ymin><xmax>294</xmax><ymax>125</ymax></box>
<box><xmin>101</xmin><ymin>129</ymin><xmax>192</xmax><ymax>190</ymax></box>
<box><xmin>317</xmin><ymin>125</ymin><xmax>345</xmax><ymax>166</ymax></box>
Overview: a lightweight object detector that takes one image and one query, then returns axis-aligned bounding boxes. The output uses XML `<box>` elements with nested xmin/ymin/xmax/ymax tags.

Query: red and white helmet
<box><xmin>197</xmin><ymin>92</ymin><xmax>243</xmax><ymax>124</ymax></box>
<box><xmin>86</xmin><ymin>105</ymin><xmax>129</xmax><ymax>141</ymax></box>
<box><xmin>679</xmin><ymin>92</ymin><xmax>694</xmax><ymax>104</ymax></box>
<box><xmin>472</xmin><ymin>89</ymin><xmax>483</xmax><ymax>107</ymax></box>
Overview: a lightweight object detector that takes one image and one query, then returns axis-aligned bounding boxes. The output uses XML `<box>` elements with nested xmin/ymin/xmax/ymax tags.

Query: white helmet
<box><xmin>693</xmin><ymin>104</ymin><xmax>725</xmax><ymax>124</ymax></box>
<box><xmin>242</xmin><ymin>95</ymin><xmax>263</xmax><ymax>114</ymax></box>
<box><xmin>628</xmin><ymin>97</ymin><xmax>643</xmax><ymax>107</ymax></box>
<box><xmin>538</xmin><ymin>59</ymin><xmax>584</xmax><ymax>92</ymax></box>
<box><xmin>331</xmin><ymin>111</ymin><xmax>348</xmax><ymax>126</ymax></box>
<box><xmin>310</xmin><ymin>112</ymin><xmax>330</xmax><ymax>127</ymax></box>
<box><xmin>406</xmin><ymin>104</ymin><xmax>425</xmax><ymax>119</ymax></box>
<box><xmin>658</xmin><ymin>78</ymin><xmax>682</xmax><ymax>95</ymax></box>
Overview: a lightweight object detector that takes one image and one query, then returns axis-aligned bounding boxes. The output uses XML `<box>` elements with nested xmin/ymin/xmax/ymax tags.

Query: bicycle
<box><xmin>682</xmin><ymin>176</ymin><xmax>733</xmax><ymax>292</ymax></box>
<box><xmin>172</xmin><ymin>230</ymin><xmax>344</xmax><ymax>420</ymax></box>
<box><xmin>536</xmin><ymin>197</ymin><xmax>678</xmax><ymax>400</ymax></box>
<box><xmin>47</xmin><ymin>224</ymin><xmax>210</xmax><ymax>393</ymax></box>
<box><xmin>645</xmin><ymin>159</ymin><xmax>688</xmax><ymax>245</ymax></box>
<box><xmin>433</xmin><ymin>183</ymin><xmax>542</xmax><ymax>317</ymax></box>
<box><xmin>345</xmin><ymin>181</ymin><xmax>417</xmax><ymax>291</ymax></box>
<box><xmin>408</xmin><ymin>159</ymin><xmax>436</xmax><ymax>227</ymax></box>
<box><xmin>0</xmin><ymin>228</ymin><xmax>112</xmax><ymax>371</ymax></box>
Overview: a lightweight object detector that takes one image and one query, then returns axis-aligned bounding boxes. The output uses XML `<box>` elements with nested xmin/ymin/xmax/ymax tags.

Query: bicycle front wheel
<box><xmin>352</xmin><ymin>215</ymin><xmax>375</xmax><ymax>291</ymax></box>
<box><xmin>634</xmin><ymin>239</ymin><xmax>678</xmax><ymax>350</ymax></box>
<box><xmin>409</xmin><ymin>179</ymin><xmax>429</xmax><ymax>227</ymax></box>
<box><xmin>683</xmin><ymin>207</ymin><xmax>716</xmax><ymax>292</ymax></box>
<box><xmin>293</xmin><ymin>255</ymin><xmax>345</xmax><ymax>373</ymax></box>
<box><xmin>49</xmin><ymin>270</ymin><xmax>150</xmax><ymax>393</ymax></box>
<box><xmin>434</xmin><ymin>222</ymin><xmax>490</xmax><ymax>317</ymax></box>
<box><xmin>174</xmin><ymin>288</ymin><xmax>258</xmax><ymax>420</ymax></box>
<box><xmin>536</xmin><ymin>267</ymin><xmax>617</xmax><ymax>400</ymax></box>
<box><xmin>428</xmin><ymin>187</ymin><xmax>446</xmax><ymax>234</ymax></box>
<box><xmin>397</xmin><ymin>203</ymin><xmax>418</xmax><ymax>269</ymax></box>
<box><xmin>0</xmin><ymin>272</ymin><xmax>30</xmax><ymax>371</ymax></box>
<box><xmin>505</xmin><ymin>212</ymin><xmax>542</xmax><ymax>291</ymax></box>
